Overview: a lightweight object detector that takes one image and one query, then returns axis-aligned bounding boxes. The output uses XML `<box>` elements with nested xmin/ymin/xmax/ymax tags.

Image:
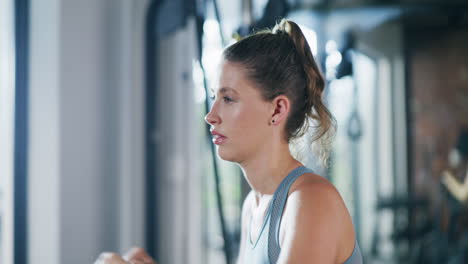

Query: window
<box><xmin>0</xmin><ymin>0</ymin><xmax>16</xmax><ymax>263</ymax></box>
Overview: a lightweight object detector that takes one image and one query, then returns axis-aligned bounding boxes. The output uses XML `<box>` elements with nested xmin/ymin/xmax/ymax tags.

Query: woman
<box><xmin>96</xmin><ymin>19</ymin><xmax>362</xmax><ymax>264</ymax></box>
<box><xmin>442</xmin><ymin>129</ymin><xmax>468</xmax><ymax>204</ymax></box>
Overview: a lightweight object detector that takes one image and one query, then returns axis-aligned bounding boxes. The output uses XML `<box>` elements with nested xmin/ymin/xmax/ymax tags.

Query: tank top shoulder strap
<box><xmin>267</xmin><ymin>166</ymin><xmax>314</xmax><ymax>263</ymax></box>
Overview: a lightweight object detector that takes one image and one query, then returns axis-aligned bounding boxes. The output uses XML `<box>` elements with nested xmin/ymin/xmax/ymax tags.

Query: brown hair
<box><xmin>223</xmin><ymin>19</ymin><xmax>336</xmax><ymax>164</ymax></box>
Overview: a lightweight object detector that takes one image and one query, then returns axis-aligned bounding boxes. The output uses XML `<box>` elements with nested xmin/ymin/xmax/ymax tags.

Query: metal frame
<box><xmin>14</xmin><ymin>0</ymin><xmax>29</xmax><ymax>263</ymax></box>
<box><xmin>145</xmin><ymin>0</ymin><xmax>161</xmax><ymax>258</ymax></box>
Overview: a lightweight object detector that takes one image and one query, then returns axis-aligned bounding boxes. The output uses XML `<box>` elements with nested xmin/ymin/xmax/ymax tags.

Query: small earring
<box><xmin>272</xmin><ymin>119</ymin><xmax>275</xmax><ymax>124</ymax></box>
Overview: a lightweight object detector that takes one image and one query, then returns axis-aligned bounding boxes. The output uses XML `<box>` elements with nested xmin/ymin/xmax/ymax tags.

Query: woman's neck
<box><xmin>238</xmin><ymin>142</ymin><xmax>303</xmax><ymax>207</ymax></box>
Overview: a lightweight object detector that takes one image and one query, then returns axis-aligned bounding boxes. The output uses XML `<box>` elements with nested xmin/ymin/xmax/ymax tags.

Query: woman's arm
<box><xmin>277</xmin><ymin>178</ymin><xmax>355</xmax><ymax>264</ymax></box>
<box><xmin>442</xmin><ymin>169</ymin><xmax>468</xmax><ymax>203</ymax></box>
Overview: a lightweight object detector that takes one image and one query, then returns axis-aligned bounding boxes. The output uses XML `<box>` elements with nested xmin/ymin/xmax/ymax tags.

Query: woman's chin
<box><xmin>217</xmin><ymin>147</ymin><xmax>238</xmax><ymax>162</ymax></box>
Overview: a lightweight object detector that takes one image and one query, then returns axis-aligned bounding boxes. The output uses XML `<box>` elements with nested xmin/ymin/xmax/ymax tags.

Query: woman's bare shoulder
<box><xmin>289</xmin><ymin>172</ymin><xmax>343</xmax><ymax>205</ymax></box>
<box><xmin>287</xmin><ymin>172</ymin><xmax>352</xmax><ymax>226</ymax></box>
<box><xmin>281</xmin><ymin>172</ymin><xmax>356</xmax><ymax>262</ymax></box>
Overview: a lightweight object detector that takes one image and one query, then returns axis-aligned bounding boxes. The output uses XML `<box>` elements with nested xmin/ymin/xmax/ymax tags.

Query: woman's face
<box><xmin>204</xmin><ymin>60</ymin><xmax>273</xmax><ymax>163</ymax></box>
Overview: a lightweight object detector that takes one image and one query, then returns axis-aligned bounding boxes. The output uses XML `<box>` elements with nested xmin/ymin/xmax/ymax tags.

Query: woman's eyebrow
<box><xmin>211</xmin><ymin>87</ymin><xmax>239</xmax><ymax>95</ymax></box>
<box><xmin>220</xmin><ymin>87</ymin><xmax>239</xmax><ymax>94</ymax></box>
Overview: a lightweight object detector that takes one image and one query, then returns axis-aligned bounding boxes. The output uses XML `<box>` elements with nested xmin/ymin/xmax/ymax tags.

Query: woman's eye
<box><xmin>223</xmin><ymin>96</ymin><xmax>233</xmax><ymax>103</ymax></box>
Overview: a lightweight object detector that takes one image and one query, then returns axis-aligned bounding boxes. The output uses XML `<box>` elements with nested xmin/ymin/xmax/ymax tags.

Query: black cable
<box><xmin>212</xmin><ymin>0</ymin><xmax>226</xmax><ymax>46</ymax></box>
<box><xmin>198</xmin><ymin>1</ymin><xmax>232</xmax><ymax>262</ymax></box>
<box><xmin>345</xmin><ymin>65</ymin><xmax>363</xmax><ymax>247</ymax></box>
<box><xmin>201</xmin><ymin>61</ymin><xmax>232</xmax><ymax>264</ymax></box>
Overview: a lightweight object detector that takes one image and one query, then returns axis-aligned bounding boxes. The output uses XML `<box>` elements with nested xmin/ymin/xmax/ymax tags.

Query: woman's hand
<box><xmin>95</xmin><ymin>247</ymin><xmax>157</xmax><ymax>264</ymax></box>
<box><xmin>94</xmin><ymin>252</ymin><xmax>127</xmax><ymax>264</ymax></box>
<box><xmin>123</xmin><ymin>247</ymin><xmax>157</xmax><ymax>264</ymax></box>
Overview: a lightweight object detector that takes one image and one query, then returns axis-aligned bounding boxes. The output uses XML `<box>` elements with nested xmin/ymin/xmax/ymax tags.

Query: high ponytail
<box><xmin>273</xmin><ymin>19</ymin><xmax>336</xmax><ymax>164</ymax></box>
<box><xmin>223</xmin><ymin>19</ymin><xmax>336</xmax><ymax>166</ymax></box>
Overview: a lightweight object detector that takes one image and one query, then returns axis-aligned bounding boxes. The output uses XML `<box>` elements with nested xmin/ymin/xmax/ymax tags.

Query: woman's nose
<box><xmin>204</xmin><ymin>109</ymin><xmax>219</xmax><ymax>125</ymax></box>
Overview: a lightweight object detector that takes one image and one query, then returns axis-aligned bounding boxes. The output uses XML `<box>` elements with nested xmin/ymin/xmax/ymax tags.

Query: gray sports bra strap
<box><xmin>267</xmin><ymin>166</ymin><xmax>314</xmax><ymax>263</ymax></box>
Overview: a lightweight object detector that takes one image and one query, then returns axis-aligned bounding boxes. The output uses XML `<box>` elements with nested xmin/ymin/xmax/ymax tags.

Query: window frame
<box><xmin>13</xmin><ymin>0</ymin><xmax>30</xmax><ymax>263</ymax></box>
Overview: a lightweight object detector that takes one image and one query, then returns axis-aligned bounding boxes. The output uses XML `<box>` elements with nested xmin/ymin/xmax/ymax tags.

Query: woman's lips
<box><xmin>213</xmin><ymin>134</ymin><xmax>227</xmax><ymax>145</ymax></box>
<box><xmin>211</xmin><ymin>130</ymin><xmax>227</xmax><ymax>145</ymax></box>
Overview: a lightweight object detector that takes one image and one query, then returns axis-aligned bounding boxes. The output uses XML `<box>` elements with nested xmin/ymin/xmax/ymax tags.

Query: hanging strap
<box><xmin>267</xmin><ymin>166</ymin><xmax>315</xmax><ymax>263</ymax></box>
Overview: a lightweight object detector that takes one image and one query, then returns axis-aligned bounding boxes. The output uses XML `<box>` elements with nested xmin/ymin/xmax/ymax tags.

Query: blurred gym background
<box><xmin>1</xmin><ymin>0</ymin><xmax>468</xmax><ymax>263</ymax></box>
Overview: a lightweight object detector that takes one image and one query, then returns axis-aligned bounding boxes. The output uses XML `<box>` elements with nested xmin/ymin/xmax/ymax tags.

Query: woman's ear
<box><xmin>270</xmin><ymin>95</ymin><xmax>290</xmax><ymax>125</ymax></box>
